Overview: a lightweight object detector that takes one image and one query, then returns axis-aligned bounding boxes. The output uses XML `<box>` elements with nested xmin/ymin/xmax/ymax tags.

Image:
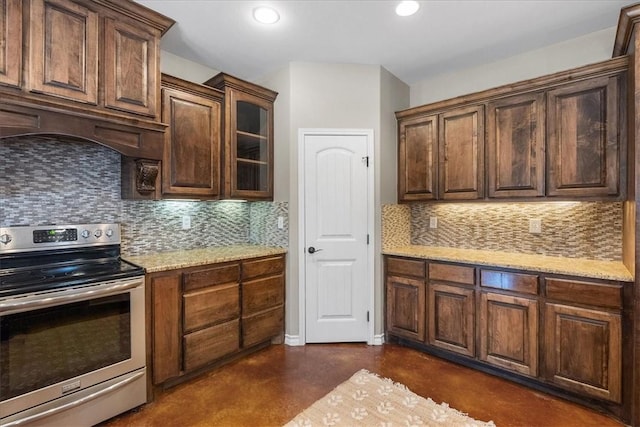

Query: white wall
<box><xmin>410</xmin><ymin>27</ymin><xmax>617</xmax><ymax>106</ymax></box>
<box><xmin>260</xmin><ymin>62</ymin><xmax>409</xmax><ymax>340</ymax></box>
<box><xmin>160</xmin><ymin>50</ymin><xmax>220</xmax><ymax>83</ymax></box>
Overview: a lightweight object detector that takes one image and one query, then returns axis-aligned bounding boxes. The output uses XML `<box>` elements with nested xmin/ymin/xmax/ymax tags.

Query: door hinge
<box><xmin>362</xmin><ymin>156</ymin><xmax>369</xmax><ymax>167</ymax></box>
<box><xmin>366</xmin><ymin>234</ymin><xmax>370</xmax><ymax>245</ymax></box>
<box><xmin>367</xmin><ymin>311</ymin><xmax>370</xmax><ymax>322</ymax></box>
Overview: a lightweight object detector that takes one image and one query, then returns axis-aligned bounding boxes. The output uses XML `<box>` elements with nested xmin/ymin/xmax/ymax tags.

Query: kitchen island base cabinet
<box><xmin>148</xmin><ymin>254</ymin><xmax>286</xmax><ymax>396</ymax></box>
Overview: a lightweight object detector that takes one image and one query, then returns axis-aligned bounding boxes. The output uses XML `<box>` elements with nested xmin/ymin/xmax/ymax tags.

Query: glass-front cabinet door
<box><xmin>205</xmin><ymin>73</ymin><xmax>278</xmax><ymax>200</ymax></box>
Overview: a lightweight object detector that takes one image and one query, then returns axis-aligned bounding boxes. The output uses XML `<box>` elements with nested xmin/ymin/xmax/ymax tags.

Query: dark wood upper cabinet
<box><xmin>398</xmin><ymin>114</ymin><xmax>438</xmax><ymax>201</ymax></box>
<box><xmin>0</xmin><ymin>0</ymin><xmax>22</xmax><ymax>88</ymax></box>
<box><xmin>547</xmin><ymin>75</ymin><xmax>622</xmax><ymax>198</ymax></box>
<box><xmin>487</xmin><ymin>92</ymin><xmax>545</xmax><ymax>198</ymax></box>
<box><xmin>27</xmin><ymin>0</ymin><xmax>99</xmax><ymax>104</ymax></box>
<box><xmin>439</xmin><ymin>105</ymin><xmax>484</xmax><ymax>200</ymax></box>
<box><xmin>205</xmin><ymin>73</ymin><xmax>278</xmax><ymax>201</ymax></box>
<box><xmin>396</xmin><ymin>57</ymin><xmax>627</xmax><ymax>202</ymax></box>
<box><xmin>161</xmin><ymin>74</ymin><xmax>223</xmax><ymax>199</ymax></box>
<box><xmin>104</xmin><ymin>17</ymin><xmax>159</xmax><ymax>117</ymax></box>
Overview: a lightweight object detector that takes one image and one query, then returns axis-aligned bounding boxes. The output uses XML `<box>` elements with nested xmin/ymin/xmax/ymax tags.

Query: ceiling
<box><xmin>137</xmin><ymin>0</ymin><xmax>631</xmax><ymax>85</ymax></box>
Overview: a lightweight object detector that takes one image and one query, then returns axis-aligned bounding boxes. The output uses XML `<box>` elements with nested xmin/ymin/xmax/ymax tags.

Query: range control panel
<box><xmin>0</xmin><ymin>223</ymin><xmax>121</xmax><ymax>253</ymax></box>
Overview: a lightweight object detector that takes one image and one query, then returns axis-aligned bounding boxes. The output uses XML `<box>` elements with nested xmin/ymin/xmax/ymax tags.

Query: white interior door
<box><xmin>301</xmin><ymin>130</ymin><xmax>371</xmax><ymax>343</ymax></box>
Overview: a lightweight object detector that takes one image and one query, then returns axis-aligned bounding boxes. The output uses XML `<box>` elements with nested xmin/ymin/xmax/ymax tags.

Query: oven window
<box><xmin>0</xmin><ymin>293</ymin><xmax>131</xmax><ymax>401</ymax></box>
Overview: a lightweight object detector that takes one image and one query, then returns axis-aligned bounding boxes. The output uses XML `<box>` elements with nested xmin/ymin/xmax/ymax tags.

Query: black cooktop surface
<box><xmin>0</xmin><ymin>245</ymin><xmax>144</xmax><ymax>297</ymax></box>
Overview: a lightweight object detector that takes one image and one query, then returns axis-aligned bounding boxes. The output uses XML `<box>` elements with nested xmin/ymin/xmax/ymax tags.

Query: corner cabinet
<box><xmin>205</xmin><ymin>73</ymin><xmax>278</xmax><ymax>200</ymax></box>
<box><xmin>160</xmin><ymin>74</ymin><xmax>223</xmax><ymax>199</ymax></box>
<box><xmin>396</xmin><ymin>57</ymin><xmax>627</xmax><ymax>202</ymax></box>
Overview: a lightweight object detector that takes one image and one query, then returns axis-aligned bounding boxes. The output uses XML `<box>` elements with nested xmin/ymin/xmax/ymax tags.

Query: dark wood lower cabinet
<box><xmin>148</xmin><ymin>254</ymin><xmax>285</xmax><ymax>395</ymax></box>
<box><xmin>384</xmin><ymin>255</ymin><xmax>629</xmax><ymax>421</ymax></box>
<box><xmin>479</xmin><ymin>292</ymin><xmax>538</xmax><ymax>376</ymax></box>
<box><xmin>543</xmin><ymin>303</ymin><xmax>621</xmax><ymax>403</ymax></box>
<box><xmin>428</xmin><ymin>283</ymin><xmax>475</xmax><ymax>357</ymax></box>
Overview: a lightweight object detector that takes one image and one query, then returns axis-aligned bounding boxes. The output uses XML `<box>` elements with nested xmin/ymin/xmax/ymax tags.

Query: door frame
<box><xmin>297</xmin><ymin>128</ymin><xmax>375</xmax><ymax>345</ymax></box>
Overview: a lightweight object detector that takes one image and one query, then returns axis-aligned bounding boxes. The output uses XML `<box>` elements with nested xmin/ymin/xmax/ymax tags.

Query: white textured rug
<box><xmin>285</xmin><ymin>369</ymin><xmax>496</xmax><ymax>427</ymax></box>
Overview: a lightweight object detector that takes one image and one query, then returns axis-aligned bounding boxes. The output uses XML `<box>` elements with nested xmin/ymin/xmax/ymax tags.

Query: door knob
<box><xmin>308</xmin><ymin>246</ymin><xmax>323</xmax><ymax>254</ymax></box>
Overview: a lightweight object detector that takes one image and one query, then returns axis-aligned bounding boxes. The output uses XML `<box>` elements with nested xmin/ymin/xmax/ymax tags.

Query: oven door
<box><xmin>0</xmin><ymin>277</ymin><xmax>146</xmax><ymax>424</ymax></box>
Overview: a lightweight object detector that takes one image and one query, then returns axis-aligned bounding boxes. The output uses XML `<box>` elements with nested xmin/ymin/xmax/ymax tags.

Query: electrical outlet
<box><xmin>529</xmin><ymin>218</ymin><xmax>542</xmax><ymax>234</ymax></box>
<box><xmin>429</xmin><ymin>216</ymin><xmax>438</xmax><ymax>229</ymax></box>
<box><xmin>182</xmin><ymin>215</ymin><xmax>191</xmax><ymax>230</ymax></box>
<box><xmin>277</xmin><ymin>216</ymin><xmax>284</xmax><ymax>229</ymax></box>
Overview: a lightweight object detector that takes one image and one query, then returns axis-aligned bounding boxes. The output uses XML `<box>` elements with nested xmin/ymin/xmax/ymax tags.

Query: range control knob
<box><xmin>81</xmin><ymin>230</ymin><xmax>90</xmax><ymax>239</ymax></box>
<box><xmin>0</xmin><ymin>233</ymin><xmax>12</xmax><ymax>245</ymax></box>
<box><xmin>105</xmin><ymin>229</ymin><xmax>114</xmax><ymax>238</ymax></box>
<box><xmin>94</xmin><ymin>229</ymin><xmax>103</xmax><ymax>238</ymax></box>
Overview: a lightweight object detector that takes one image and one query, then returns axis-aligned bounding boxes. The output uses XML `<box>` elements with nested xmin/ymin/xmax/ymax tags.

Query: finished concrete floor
<box><xmin>101</xmin><ymin>343</ymin><xmax>623</xmax><ymax>426</ymax></box>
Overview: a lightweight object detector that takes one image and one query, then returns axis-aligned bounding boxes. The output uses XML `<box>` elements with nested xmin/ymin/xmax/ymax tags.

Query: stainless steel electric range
<box><xmin>0</xmin><ymin>223</ymin><xmax>146</xmax><ymax>426</ymax></box>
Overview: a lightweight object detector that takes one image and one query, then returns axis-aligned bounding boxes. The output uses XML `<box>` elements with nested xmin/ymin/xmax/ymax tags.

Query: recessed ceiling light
<box><xmin>253</xmin><ymin>6</ymin><xmax>280</xmax><ymax>24</ymax></box>
<box><xmin>395</xmin><ymin>1</ymin><xmax>420</xmax><ymax>17</ymax></box>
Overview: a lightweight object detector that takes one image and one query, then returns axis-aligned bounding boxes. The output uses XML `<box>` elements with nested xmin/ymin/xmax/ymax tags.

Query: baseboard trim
<box><xmin>285</xmin><ymin>334</ymin><xmax>303</xmax><ymax>346</ymax></box>
<box><xmin>372</xmin><ymin>334</ymin><xmax>385</xmax><ymax>345</ymax></box>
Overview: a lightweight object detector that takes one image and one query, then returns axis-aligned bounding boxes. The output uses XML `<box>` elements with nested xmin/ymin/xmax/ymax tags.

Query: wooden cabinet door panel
<box><xmin>547</xmin><ymin>76</ymin><xmax>620</xmax><ymax>197</ymax></box>
<box><xmin>183</xmin><ymin>283</ymin><xmax>240</xmax><ymax>333</ymax></box>
<box><xmin>242</xmin><ymin>305</ymin><xmax>284</xmax><ymax>347</ymax></box>
<box><xmin>162</xmin><ymin>86</ymin><xmax>221</xmax><ymax>198</ymax></box>
<box><xmin>543</xmin><ymin>303</ymin><xmax>621</xmax><ymax>402</ymax></box>
<box><xmin>28</xmin><ymin>0</ymin><xmax>98</xmax><ymax>103</ymax></box>
<box><xmin>480</xmin><ymin>292</ymin><xmax>538</xmax><ymax>376</ymax></box>
<box><xmin>242</xmin><ymin>275</ymin><xmax>285</xmax><ymax>316</ymax></box>
<box><xmin>386</xmin><ymin>276</ymin><xmax>426</xmax><ymax>342</ymax></box>
<box><xmin>488</xmin><ymin>92</ymin><xmax>545</xmax><ymax>198</ymax></box>
<box><xmin>151</xmin><ymin>273</ymin><xmax>181</xmax><ymax>384</ymax></box>
<box><xmin>428</xmin><ymin>283</ymin><xmax>475</xmax><ymax>356</ymax></box>
<box><xmin>398</xmin><ymin>115</ymin><xmax>438</xmax><ymax>201</ymax></box>
<box><xmin>0</xmin><ymin>0</ymin><xmax>21</xmax><ymax>87</ymax></box>
<box><xmin>104</xmin><ymin>18</ymin><xmax>158</xmax><ymax>117</ymax></box>
<box><xmin>439</xmin><ymin>105</ymin><xmax>484</xmax><ymax>200</ymax></box>
<box><xmin>183</xmin><ymin>319</ymin><xmax>239</xmax><ymax>372</ymax></box>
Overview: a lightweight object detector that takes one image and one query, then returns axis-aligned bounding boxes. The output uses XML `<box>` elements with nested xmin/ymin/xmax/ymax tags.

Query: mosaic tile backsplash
<box><xmin>410</xmin><ymin>202</ymin><xmax>622</xmax><ymax>261</ymax></box>
<box><xmin>0</xmin><ymin>137</ymin><xmax>288</xmax><ymax>256</ymax></box>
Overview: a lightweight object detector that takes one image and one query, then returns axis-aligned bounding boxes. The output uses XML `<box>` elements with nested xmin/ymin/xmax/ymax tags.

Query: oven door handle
<box><xmin>0</xmin><ymin>278</ymin><xmax>143</xmax><ymax>315</ymax></box>
<box><xmin>1</xmin><ymin>370</ymin><xmax>145</xmax><ymax>427</ymax></box>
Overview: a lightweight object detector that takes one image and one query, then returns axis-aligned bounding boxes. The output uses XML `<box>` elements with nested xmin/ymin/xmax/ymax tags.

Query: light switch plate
<box><xmin>429</xmin><ymin>216</ymin><xmax>438</xmax><ymax>229</ymax></box>
<box><xmin>277</xmin><ymin>216</ymin><xmax>284</xmax><ymax>229</ymax></box>
<box><xmin>182</xmin><ymin>215</ymin><xmax>191</xmax><ymax>230</ymax></box>
<box><xmin>529</xmin><ymin>218</ymin><xmax>542</xmax><ymax>234</ymax></box>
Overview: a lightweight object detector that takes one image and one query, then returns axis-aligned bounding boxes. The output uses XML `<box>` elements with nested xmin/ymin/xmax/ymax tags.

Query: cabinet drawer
<box><xmin>242</xmin><ymin>305</ymin><xmax>284</xmax><ymax>348</ymax></box>
<box><xmin>429</xmin><ymin>263</ymin><xmax>475</xmax><ymax>285</ymax></box>
<box><xmin>481</xmin><ymin>270</ymin><xmax>539</xmax><ymax>295</ymax></box>
<box><xmin>243</xmin><ymin>275</ymin><xmax>284</xmax><ymax>315</ymax></box>
<box><xmin>387</xmin><ymin>257</ymin><xmax>426</xmax><ymax>278</ymax></box>
<box><xmin>183</xmin><ymin>263</ymin><xmax>239</xmax><ymax>292</ymax></box>
<box><xmin>546</xmin><ymin>278</ymin><xmax>623</xmax><ymax>309</ymax></box>
<box><xmin>183</xmin><ymin>319</ymin><xmax>239</xmax><ymax>372</ymax></box>
<box><xmin>183</xmin><ymin>283</ymin><xmax>239</xmax><ymax>332</ymax></box>
<box><xmin>242</xmin><ymin>256</ymin><xmax>285</xmax><ymax>281</ymax></box>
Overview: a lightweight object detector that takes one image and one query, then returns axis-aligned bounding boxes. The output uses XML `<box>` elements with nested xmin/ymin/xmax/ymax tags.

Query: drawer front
<box><xmin>242</xmin><ymin>256</ymin><xmax>285</xmax><ymax>281</ymax></box>
<box><xmin>546</xmin><ymin>278</ymin><xmax>623</xmax><ymax>309</ymax></box>
<box><xmin>183</xmin><ymin>319</ymin><xmax>239</xmax><ymax>372</ymax></box>
<box><xmin>481</xmin><ymin>270</ymin><xmax>539</xmax><ymax>295</ymax></box>
<box><xmin>243</xmin><ymin>275</ymin><xmax>285</xmax><ymax>315</ymax></box>
<box><xmin>183</xmin><ymin>263</ymin><xmax>239</xmax><ymax>292</ymax></box>
<box><xmin>183</xmin><ymin>283</ymin><xmax>240</xmax><ymax>332</ymax></box>
<box><xmin>242</xmin><ymin>305</ymin><xmax>284</xmax><ymax>348</ymax></box>
<box><xmin>429</xmin><ymin>263</ymin><xmax>475</xmax><ymax>286</ymax></box>
<box><xmin>386</xmin><ymin>257</ymin><xmax>426</xmax><ymax>278</ymax></box>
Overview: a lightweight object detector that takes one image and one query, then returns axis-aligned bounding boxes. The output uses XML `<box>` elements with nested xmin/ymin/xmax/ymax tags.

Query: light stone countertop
<box><xmin>383</xmin><ymin>245</ymin><xmax>634</xmax><ymax>282</ymax></box>
<box><xmin>124</xmin><ymin>245</ymin><xmax>288</xmax><ymax>273</ymax></box>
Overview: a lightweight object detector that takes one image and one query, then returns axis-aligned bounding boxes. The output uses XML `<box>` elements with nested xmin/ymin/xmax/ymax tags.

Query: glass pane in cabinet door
<box><xmin>237</xmin><ymin>132</ymin><xmax>268</xmax><ymax>162</ymax></box>
<box><xmin>237</xmin><ymin>162</ymin><xmax>268</xmax><ymax>192</ymax></box>
<box><xmin>237</xmin><ymin>101</ymin><xmax>267</xmax><ymax>136</ymax></box>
